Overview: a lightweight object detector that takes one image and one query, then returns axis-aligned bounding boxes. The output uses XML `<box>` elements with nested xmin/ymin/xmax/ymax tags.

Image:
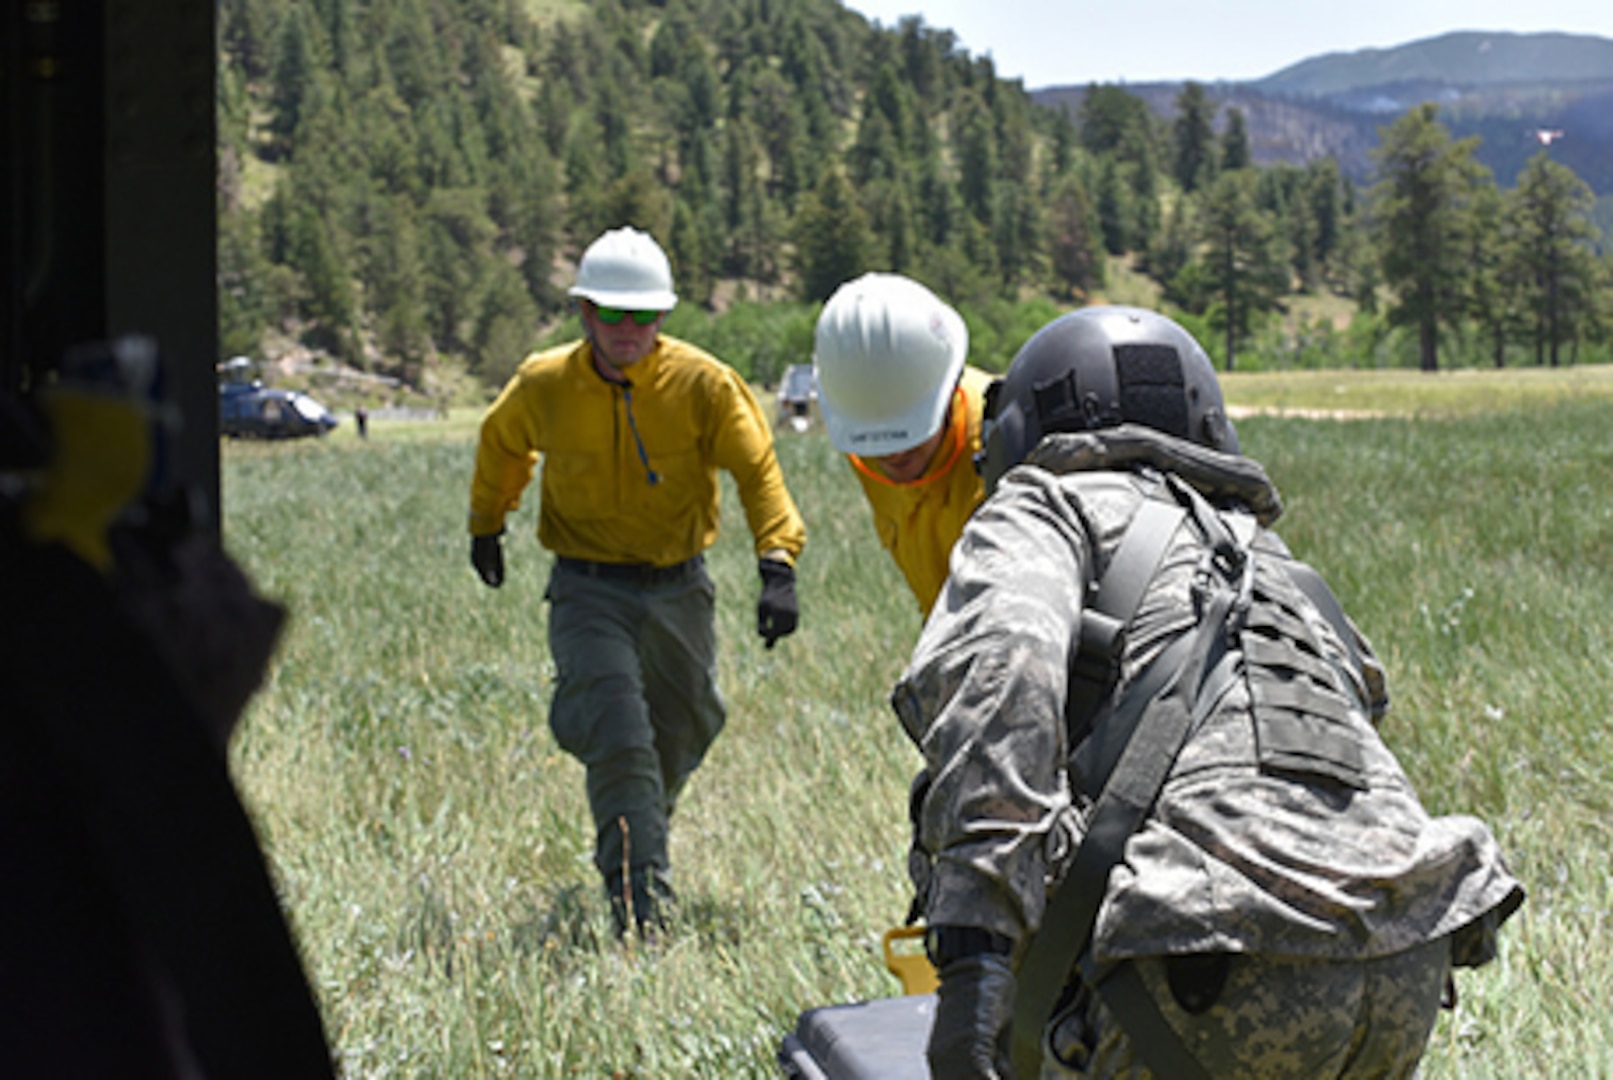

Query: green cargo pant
<box><xmin>1046</xmin><ymin>936</ymin><xmax>1451</xmax><ymax>1078</ymax></box>
<box><xmin>544</xmin><ymin>560</ymin><xmax>725</xmax><ymax>889</ymax></box>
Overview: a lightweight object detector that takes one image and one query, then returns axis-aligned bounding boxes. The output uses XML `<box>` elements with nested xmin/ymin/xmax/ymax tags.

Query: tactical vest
<box><xmin>1011</xmin><ymin>464</ymin><xmax>1375</xmax><ymax>1080</ymax></box>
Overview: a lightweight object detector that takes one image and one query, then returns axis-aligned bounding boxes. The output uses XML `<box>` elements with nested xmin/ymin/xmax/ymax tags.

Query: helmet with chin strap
<box><xmin>977</xmin><ymin>306</ymin><xmax>1239</xmax><ymax>493</ymax></box>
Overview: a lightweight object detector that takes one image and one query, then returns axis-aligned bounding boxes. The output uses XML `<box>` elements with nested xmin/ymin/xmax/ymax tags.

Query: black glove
<box><xmin>929</xmin><ymin>948</ymin><xmax>1017</xmax><ymax>1080</ymax></box>
<box><xmin>756</xmin><ymin>558</ymin><xmax>798</xmax><ymax>649</ymax></box>
<box><xmin>471</xmin><ymin>531</ymin><xmax>505</xmax><ymax>588</ymax></box>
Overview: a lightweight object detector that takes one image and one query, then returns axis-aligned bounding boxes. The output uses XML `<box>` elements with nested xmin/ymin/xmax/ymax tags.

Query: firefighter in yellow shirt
<box><xmin>813</xmin><ymin>274</ymin><xmax>990</xmax><ymax>618</ymax></box>
<box><xmin>467</xmin><ymin>227</ymin><xmax>807</xmax><ymax>937</ymax></box>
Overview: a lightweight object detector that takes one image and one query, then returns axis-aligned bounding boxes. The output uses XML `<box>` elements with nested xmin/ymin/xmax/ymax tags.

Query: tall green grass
<box><xmin>223</xmin><ymin>390</ymin><xmax>1613</xmax><ymax>1077</ymax></box>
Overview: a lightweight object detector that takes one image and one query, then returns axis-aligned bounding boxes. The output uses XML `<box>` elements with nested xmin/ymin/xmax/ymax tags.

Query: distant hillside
<box><xmin>1033</xmin><ymin>81</ymin><xmax>1385</xmax><ymax>181</ymax></box>
<box><xmin>1255</xmin><ymin>31</ymin><xmax>1613</xmax><ymax>98</ymax></box>
<box><xmin>1031</xmin><ymin>31</ymin><xmax>1613</xmax><ymax>195</ymax></box>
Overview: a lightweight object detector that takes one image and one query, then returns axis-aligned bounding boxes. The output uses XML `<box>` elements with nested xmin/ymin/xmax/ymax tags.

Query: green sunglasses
<box><xmin>594</xmin><ymin>306</ymin><xmax>663</xmax><ymax>326</ymax></box>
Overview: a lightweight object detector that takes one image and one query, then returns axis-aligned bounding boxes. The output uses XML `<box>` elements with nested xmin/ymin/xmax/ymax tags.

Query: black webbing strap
<box><xmin>1012</xmin><ymin>476</ymin><xmax>1257</xmax><ymax>1079</ymax></box>
<box><xmin>1010</xmin><ymin>579</ymin><xmax>1238</xmax><ymax>1080</ymax></box>
<box><xmin>1065</xmin><ymin>497</ymin><xmax>1187</xmax><ymax>784</ymax></box>
<box><xmin>1088</xmin><ymin>959</ymin><xmax>1217</xmax><ymax>1080</ymax></box>
<box><xmin>1094</xmin><ymin>499</ymin><xmax>1189</xmax><ymax>624</ymax></box>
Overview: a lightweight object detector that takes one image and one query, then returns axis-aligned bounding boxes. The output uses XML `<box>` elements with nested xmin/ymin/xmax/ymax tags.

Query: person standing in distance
<box><xmin>813</xmin><ymin>273</ymin><xmax>992</xmax><ymax>618</ymax></box>
<box><xmin>466</xmin><ymin>226</ymin><xmax>807</xmax><ymax>937</ymax></box>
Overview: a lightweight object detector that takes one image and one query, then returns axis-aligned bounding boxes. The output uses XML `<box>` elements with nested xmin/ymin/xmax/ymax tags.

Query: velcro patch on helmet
<box><xmin>1115</xmin><ymin>343</ymin><xmax>1190</xmax><ymax>440</ymax></box>
<box><xmin>1032</xmin><ymin>370</ymin><xmax>1082</xmax><ymax>429</ymax></box>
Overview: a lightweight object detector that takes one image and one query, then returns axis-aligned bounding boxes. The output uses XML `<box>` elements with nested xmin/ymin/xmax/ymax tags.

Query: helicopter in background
<box><xmin>217</xmin><ymin>357</ymin><xmax>339</xmax><ymax>440</ymax></box>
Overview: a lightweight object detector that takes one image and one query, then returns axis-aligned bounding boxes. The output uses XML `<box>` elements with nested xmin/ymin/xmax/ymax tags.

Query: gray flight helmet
<box><xmin>977</xmin><ymin>306</ymin><xmax>1239</xmax><ymax>493</ymax></box>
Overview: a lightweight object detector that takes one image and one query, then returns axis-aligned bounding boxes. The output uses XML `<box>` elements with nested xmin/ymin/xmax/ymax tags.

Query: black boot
<box><xmin>605</xmin><ymin>867</ymin><xmax>675</xmax><ymax>940</ymax></box>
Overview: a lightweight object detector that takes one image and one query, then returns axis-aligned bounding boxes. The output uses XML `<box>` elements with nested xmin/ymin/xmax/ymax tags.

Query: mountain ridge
<box><xmin>1254</xmin><ymin>30</ymin><xmax>1613</xmax><ymax>97</ymax></box>
<box><xmin>1030</xmin><ymin>30</ymin><xmax>1613</xmax><ymax>195</ymax></box>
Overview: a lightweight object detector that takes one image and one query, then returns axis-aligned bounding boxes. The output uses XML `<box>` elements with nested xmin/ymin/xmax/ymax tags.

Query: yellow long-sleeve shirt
<box><xmin>848</xmin><ymin>365</ymin><xmax>992</xmax><ymax>616</ymax></box>
<box><xmin>469</xmin><ymin>335</ymin><xmax>806</xmax><ymax>567</ymax></box>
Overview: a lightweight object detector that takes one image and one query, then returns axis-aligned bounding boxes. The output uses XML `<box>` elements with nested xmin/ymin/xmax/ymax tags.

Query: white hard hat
<box><xmin>813</xmin><ymin>273</ymin><xmax>968</xmax><ymax>456</ymax></box>
<box><xmin>568</xmin><ymin>227</ymin><xmax>679</xmax><ymax>311</ymax></box>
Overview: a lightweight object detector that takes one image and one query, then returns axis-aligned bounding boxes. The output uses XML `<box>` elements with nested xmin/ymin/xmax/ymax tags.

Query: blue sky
<box><xmin>840</xmin><ymin>0</ymin><xmax>1613</xmax><ymax>87</ymax></box>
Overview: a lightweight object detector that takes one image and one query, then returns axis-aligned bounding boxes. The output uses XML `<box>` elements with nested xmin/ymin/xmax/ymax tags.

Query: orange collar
<box><xmin>849</xmin><ymin>387</ymin><xmax>969</xmax><ymax>489</ymax></box>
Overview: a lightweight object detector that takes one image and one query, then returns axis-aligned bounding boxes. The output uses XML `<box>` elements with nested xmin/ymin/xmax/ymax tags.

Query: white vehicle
<box><xmin>775</xmin><ymin>363</ymin><xmax>818</xmax><ymax>432</ymax></box>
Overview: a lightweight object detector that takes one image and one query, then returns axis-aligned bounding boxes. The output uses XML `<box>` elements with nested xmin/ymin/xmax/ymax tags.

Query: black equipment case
<box><xmin>777</xmin><ymin>994</ymin><xmax>936</xmax><ymax>1080</ymax></box>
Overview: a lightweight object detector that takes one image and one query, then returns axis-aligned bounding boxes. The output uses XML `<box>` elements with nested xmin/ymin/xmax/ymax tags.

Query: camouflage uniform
<box><xmin>893</xmin><ymin>427</ymin><xmax>1523</xmax><ymax>1078</ymax></box>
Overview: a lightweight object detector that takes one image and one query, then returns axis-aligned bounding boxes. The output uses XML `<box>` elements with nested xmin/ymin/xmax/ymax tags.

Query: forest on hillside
<box><xmin>217</xmin><ymin>0</ymin><xmax>1613</xmax><ymax>396</ymax></box>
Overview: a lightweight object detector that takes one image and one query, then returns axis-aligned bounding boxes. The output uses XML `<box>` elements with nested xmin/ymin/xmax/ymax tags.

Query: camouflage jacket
<box><xmin>892</xmin><ymin>427</ymin><xmax>1523</xmax><ymax>964</ymax></box>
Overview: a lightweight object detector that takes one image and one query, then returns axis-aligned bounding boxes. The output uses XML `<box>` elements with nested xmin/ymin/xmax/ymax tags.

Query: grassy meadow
<box><xmin>222</xmin><ymin>372</ymin><xmax>1613</xmax><ymax>1077</ymax></box>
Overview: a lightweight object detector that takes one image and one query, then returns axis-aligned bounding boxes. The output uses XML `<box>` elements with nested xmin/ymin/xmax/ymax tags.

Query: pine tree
<box><xmin>992</xmin><ymin>180</ymin><xmax>1043</xmax><ymax>289</ymax></box>
<box><xmin>1147</xmin><ymin>196</ymin><xmax>1194</xmax><ymax>300</ymax></box>
<box><xmin>849</xmin><ymin>108</ymin><xmax>903</xmax><ymax>188</ymax></box>
<box><xmin>1371</xmin><ymin>104</ymin><xmax>1487</xmax><ymax>371</ymax></box>
<box><xmin>721</xmin><ymin>119</ymin><xmax>765</xmax><ymax>276</ymax></box>
<box><xmin>862</xmin><ymin>178</ymin><xmax>916</xmax><ymax>273</ymax></box>
<box><xmin>595</xmin><ymin>78</ymin><xmax>637</xmax><ymax>182</ymax></box>
<box><xmin>1509</xmin><ymin>151</ymin><xmax>1603</xmax><ymax>366</ymax></box>
<box><xmin>1079</xmin><ymin>84</ymin><xmax>1147</xmax><ymax>157</ymax></box>
<box><xmin>1463</xmin><ymin>182</ymin><xmax>1517</xmax><ymax>368</ymax></box>
<box><xmin>1095</xmin><ymin>157</ymin><xmax>1130</xmax><ymax>256</ymax></box>
<box><xmin>1172</xmin><ymin>82</ymin><xmax>1216</xmax><ymax>194</ymax></box>
<box><xmin>669</xmin><ymin>197</ymin><xmax>721</xmax><ymax>307</ymax></box>
<box><xmin>384</xmin><ymin>0</ymin><xmax>449</xmax><ymax>111</ymax></box>
<box><xmin>993</xmin><ymin>87</ymin><xmax>1036</xmax><ymax>188</ymax></box>
<box><xmin>219</xmin><ymin>211</ymin><xmax>273</xmax><ymax>359</ymax></box>
<box><xmin>1306</xmin><ymin>158</ymin><xmax>1344</xmax><ymax>284</ymax></box>
<box><xmin>355</xmin><ymin>82</ymin><xmax>423</xmax><ymax>200</ymax></box>
<box><xmin>749</xmin><ymin>68</ymin><xmax>808</xmax><ymax>205</ymax></box>
<box><xmin>473</xmin><ymin>262</ymin><xmax>540</xmax><ymax>385</ymax></box>
<box><xmin>1261</xmin><ymin>166</ymin><xmax>1318</xmax><ymax>292</ymax></box>
<box><xmin>792</xmin><ymin>166</ymin><xmax>873</xmax><ymax>302</ymax></box>
<box><xmin>734</xmin><ymin>184</ymin><xmax>787</xmax><ymax>286</ymax></box>
<box><xmin>217</xmin><ymin>63</ymin><xmax>253</xmax><ymax>213</ymax></box>
<box><xmin>503</xmin><ymin>156</ymin><xmax>562</xmax><ymax>311</ymax></box>
<box><xmin>606</xmin><ymin>168</ymin><xmax>675</xmax><ymax>250</ymax></box>
<box><xmin>956</xmin><ymin>92</ymin><xmax>997</xmax><ymax>225</ymax></box>
<box><xmin>1127</xmin><ymin>154</ymin><xmax>1162</xmax><ymax>256</ymax></box>
<box><xmin>1194</xmin><ymin>169</ymin><xmax>1290</xmax><ymax>370</ymax></box>
<box><xmin>1047</xmin><ymin>173</ymin><xmax>1104</xmax><ymax>300</ymax></box>
<box><xmin>564</xmin><ymin>114</ymin><xmax>612</xmax><ymax>244</ymax></box>
<box><xmin>1333</xmin><ymin>203</ymin><xmax>1381</xmax><ymax>315</ymax></box>
<box><xmin>649</xmin><ymin>8</ymin><xmax>689</xmax><ymax>79</ymax></box>
<box><xmin>1046</xmin><ymin>108</ymin><xmax>1077</xmax><ymax>180</ymax></box>
<box><xmin>916</xmin><ymin>149</ymin><xmax>961</xmax><ymax>250</ymax></box>
<box><xmin>268</xmin><ymin>5</ymin><xmax>323</xmax><ymax>150</ymax></box>
<box><xmin>898</xmin><ymin>15</ymin><xmax>944</xmax><ymax>102</ymax></box>
<box><xmin>1220</xmin><ymin>107</ymin><xmax>1250</xmax><ymax>171</ymax></box>
<box><xmin>537</xmin><ymin>77</ymin><xmax>574</xmax><ymax>159</ymax></box>
<box><xmin>866</xmin><ymin>63</ymin><xmax>916</xmax><ymax>158</ymax></box>
<box><xmin>289</xmin><ymin>204</ymin><xmax>357</xmax><ymax>358</ymax></box>
<box><xmin>314</xmin><ymin>0</ymin><xmax>358</xmax><ymax>83</ymax></box>
<box><xmin>221</xmin><ymin>0</ymin><xmax>277</xmax><ymax>81</ymax></box>
<box><xmin>420</xmin><ymin>188</ymin><xmax>498</xmax><ymax>354</ymax></box>
<box><xmin>364</xmin><ymin>194</ymin><xmax>432</xmax><ymax>375</ymax></box>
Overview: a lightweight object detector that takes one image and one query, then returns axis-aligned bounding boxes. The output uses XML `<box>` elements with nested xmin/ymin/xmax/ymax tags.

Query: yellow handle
<box><xmin>882</xmin><ymin>925</ymin><xmax>938</xmax><ymax>995</ymax></box>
